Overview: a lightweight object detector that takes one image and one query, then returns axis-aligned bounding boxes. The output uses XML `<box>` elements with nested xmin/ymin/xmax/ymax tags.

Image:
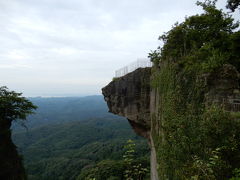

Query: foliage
<box><xmin>14</xmin><ymin>119</ymin><xmax>149</xmax><ymax>180</ymax></box>
<box><xmin>112</xmin><ymin>77</ymin><xmax>120</xmax><ymax>81</ymax></box>
<box><xmin>123</xmin><ymin>139</ymin><xmax>149</xmax><ymax>180</ymax></box>
<box><xmin>148</xmin><ymin>49</ymin><xmax>161</xmax><ymax>66</ymax></box>
<box><xmin>226</xmin><ymin>0</ymin><xmax>240</xmax><ymax>12</ymax></box>
<box><xmin>77</xmin><ymin>159</ymin><xmax>125</xmax><ymax>180</ymax></box>
<box><xmin>148</xmin><ymin>1</ymin><xmax>240</xmax><ymax>179</ymax></box>
<box><xmin>77</xmin><ymin>139</ymin><xmax>150</xmax><ymax>180</ymax></box>
<box><xmin>152</xmin><ymin>0</ymin><xmax>240</xmax><ymax>72</ymax></box>
<box><xmin>13</xmin><ymin>97</ymin><xmax>150</xmax><ymax>180</ymax></box>
<box><xmin>0</xmin><ymin>86</ymin><xmax>37</xmax><ymax>180</ymax></box>
<box><xmin>0</xmin><ymin>86</ymin><xmax>37</xmax><ymax>123</ymax></box>
<box><xmin>230</xmin><ymin>168</ymin><xmax>240</xmax><ymax>180</ymax></box>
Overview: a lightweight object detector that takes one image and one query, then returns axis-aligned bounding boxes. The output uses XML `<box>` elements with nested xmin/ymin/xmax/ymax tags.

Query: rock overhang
<box><xmin>102</xmin><ymin>67</ymin><xmax>152</xmax><ymax>138</ymax></box>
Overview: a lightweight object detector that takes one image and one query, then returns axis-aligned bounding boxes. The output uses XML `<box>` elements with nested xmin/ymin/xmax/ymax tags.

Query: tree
<box><xmin>0</xmin><ymin>86</ymin><xmax>37</xmax><ymax>180</ymax></box>
<box><xmin>0</xmin><ymin>86</ymin><xmax>37</xmax><ymax>124</ymax></box>
<box><xmin>226</xmin><ymin>0</ymin><xmax>240</xmax><ymax>12</ymax></box>
<box><xmin>123</xmin><ymin>139</ymin><xmax>149</xmax><ymax>180</ymax></box>
<box><xmin>151</xmin><ymin>0</ymin><xmax>240</xmax><ymax>70</ymax></box>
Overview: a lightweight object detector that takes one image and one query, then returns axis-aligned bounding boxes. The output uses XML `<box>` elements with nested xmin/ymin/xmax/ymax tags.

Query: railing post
<box><xmin>114</xmin><ymin>59</ymin><xmax>152</xmax><ymax>78</ymax></box>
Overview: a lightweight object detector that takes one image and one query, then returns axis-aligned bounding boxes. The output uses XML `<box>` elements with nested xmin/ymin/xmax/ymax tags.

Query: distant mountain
<box><xmin>13</xmin><ymin>95</ymin><xmax>116</xmax><ymax>130</ymax></box>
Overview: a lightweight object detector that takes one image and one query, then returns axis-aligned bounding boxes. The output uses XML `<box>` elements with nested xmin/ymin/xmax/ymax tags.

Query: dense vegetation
<box><xmin>13</xmin><ymin>96</ymin><xmax>150</xmax><ymax>180</ymax></box>
<box><xmin>149</xmin><ymin>1</ymin><xmax>240</xmax><ymax>179</ymax></box>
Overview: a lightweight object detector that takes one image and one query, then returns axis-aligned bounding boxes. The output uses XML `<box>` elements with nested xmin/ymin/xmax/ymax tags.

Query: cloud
<box><xmin>0</xmin><ymin>0</ymin><xmax>238</xmax><ymax>96</ymax></box>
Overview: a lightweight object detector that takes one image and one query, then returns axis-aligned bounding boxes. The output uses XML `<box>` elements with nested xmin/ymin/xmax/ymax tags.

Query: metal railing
<box><xmin>223</xmin><ymin>98</ymin><xmax>240</xmax><ymax>112</ymax></box>
<box><xmin>115</xmin><ymin>58</ymin><xmax>152</xmax><ymax>78</ymax></box>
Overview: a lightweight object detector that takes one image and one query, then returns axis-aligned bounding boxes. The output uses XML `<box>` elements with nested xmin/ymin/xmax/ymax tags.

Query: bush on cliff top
<box><xmin>149</xmin><ymin>0</ymin><xmax>240</xmax><ymax>72</ymax></box>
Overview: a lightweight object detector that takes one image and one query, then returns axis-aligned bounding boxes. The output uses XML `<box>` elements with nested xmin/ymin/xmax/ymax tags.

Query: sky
<box><xmin>0</xmin><ymin>0</ymin><xmax>239</xmax><ymax>97</ymax></box>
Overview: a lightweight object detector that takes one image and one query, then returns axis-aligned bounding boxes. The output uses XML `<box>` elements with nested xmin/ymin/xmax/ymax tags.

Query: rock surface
<box><xmin>102</xmin><ymin>67</ymin><xmax>151</xmax><ymax>139</ymax></box>
<box><xmin>0</xmin><ymin>119</ymin><xmax>26</xmax><ymax>179</ymax></box>
<box><xmin>102</xmin><ymin>67</ymin><xmax>160</xmax><ymax>180</ymax></box>
<box><xmin>102</xmin><ymin>64</ymin><xmax>240</xmax><ymax>180</ymax></box>
<box><xmin>102</xmin><ymin>67</ymin><xmax>159</xmax><ymax>180</ymax></box>
<box><xmin>204</xmin><ymin>64</ymin><xmax>240</xmax><ymax>110</ymax></box>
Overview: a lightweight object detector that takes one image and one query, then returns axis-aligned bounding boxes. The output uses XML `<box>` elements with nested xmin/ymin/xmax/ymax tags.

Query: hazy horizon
<box><xmin>27</xmin><ymin>94</ymin><xmax>103</xmax><ymax>98</ymax></box>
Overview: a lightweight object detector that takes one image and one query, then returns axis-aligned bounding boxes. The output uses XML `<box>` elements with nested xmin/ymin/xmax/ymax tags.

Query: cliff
<box><xmin>102</xmin><ymin>3</ymin><xmax>240</xmax><ymax>179</ymax></box>
<box><xmin>0</xmin><ymin>86</ymin><xmax>35</xmax><ymax>180</ymax></box>
<box><xmin>0</xmin><ymin>119</ymin><xmax>26</xmax><ymax>179</ymax></box>
<box><xmin>102</xmin><ymin>67</ymin><xmax>159</xmax><ymax>180</ymax></box>
<box><xmin>102</xmin><ymin>68</ymin><xmax>151</xmax><ymax>139</ymax></box>
<box><xmin>102</xmin><ymin>64</ymin><xmax>240</xmax><ymax>180</ymax></box>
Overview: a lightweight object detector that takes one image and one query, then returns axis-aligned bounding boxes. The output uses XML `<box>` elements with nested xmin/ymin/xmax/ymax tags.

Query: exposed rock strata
<box><xmin>102</xmin><ymin>67</ymin><xmax>159</xmax><ymax>180</ymax></box>
<box><xmin>204</xmin><ymin>64</ymin><xmax>240</xmax><ymax>110</ymax></box>
<box><xmin>102</xmin><ymin>67</ymin><xmax>151</xmax><ymax>139</ymax></box>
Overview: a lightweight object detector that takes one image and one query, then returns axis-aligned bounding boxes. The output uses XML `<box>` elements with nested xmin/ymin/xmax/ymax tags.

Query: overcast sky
<box><xmin>0</xmin><ymin>0</ymin><xmax>238</xmax><ymax>97</ymax></box>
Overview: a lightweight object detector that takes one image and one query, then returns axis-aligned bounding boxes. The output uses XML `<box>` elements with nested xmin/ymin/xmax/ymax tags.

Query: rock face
<box><xmin>102</xmin><ymin>67</ymin><xmax>151</xmax><ymax>139</ymax></box>
<box><xmin>0</xmin><ymin>119</ymin><xmax>26</xmax><ymax>179</ymax></box>
<box><xmin>102</xmin><ymin>64</ymin><xmax>240</xmax><ymax>180</ymax></box>
<box><xmin>102</xmin><ymin>67</ymin><xmax>159</xmax><ymax>180</ymax></box>
<box><xmin>204</xmin><ymin>64</ymin><xmax>240</xmax><ymax>110</ymax></box>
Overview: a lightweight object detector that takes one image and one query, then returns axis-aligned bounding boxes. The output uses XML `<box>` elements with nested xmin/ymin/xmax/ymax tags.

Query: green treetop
<box><xmin>0</xmin><ymin>86</ymin><xmax>37</xmax><ymax>125</ymax></box>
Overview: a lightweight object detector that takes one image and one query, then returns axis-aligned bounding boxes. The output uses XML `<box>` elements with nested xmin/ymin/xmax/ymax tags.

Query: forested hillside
<box><xmin>12</xmin><ymin>96</ymin><xmax>150</xmax><ymax>180</ymax></box>
<box><xmin>13</xmin><ymin>96</ymin><xmax>115</xmax><ymax>130</ymax></box>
